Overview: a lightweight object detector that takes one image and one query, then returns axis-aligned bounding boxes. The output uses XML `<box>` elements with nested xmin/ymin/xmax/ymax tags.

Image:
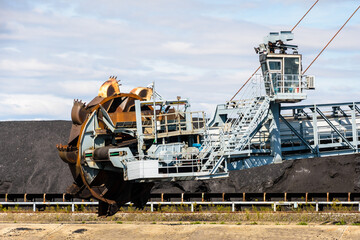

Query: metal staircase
<box><xmin>199</xmin><ymin>92</ymin><xmax>270</xmax><ymax>175</ymax></box>
<box><xmin>225</xmin><ymin>96</ymin><xmax>270</xmax><ymax>152</ymax></box>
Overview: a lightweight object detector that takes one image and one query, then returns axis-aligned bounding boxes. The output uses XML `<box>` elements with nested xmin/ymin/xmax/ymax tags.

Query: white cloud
<box><xmin>54</xmin><ymin>52</ymin><xmax>113</xmax><ymax>60</ymax></box>
<box><xmin>1</xmin><ymin>47</ymin><xmax>21</xmax><ymax>53</ymax></box>
<box><xmin>0</xmin><ymin>93</ymin><xmax>73</xmax><ymax>119</ymax></box>
<box><xmin>0</xmin><ymin>59</ymin><xmax>57</xmax><ymax>72</ymax></box>
<box><xmin>55</xmin><ymin>80</ymin><xmax>102</xmax><ymax>100</ymax></box>
<box><xmin>0</xmin><ymin>0</ymin><xmax>359</xmax><ymax>120</ymax></box>
<box><xmin>163</xmin><ymin>41</ymin><xmax>193</xmax><ymax>53</ymax></box>
<box><xmin>141</xmin><ymin>60</ymin><xmax>206</xmax><ymax>75</ymax></box>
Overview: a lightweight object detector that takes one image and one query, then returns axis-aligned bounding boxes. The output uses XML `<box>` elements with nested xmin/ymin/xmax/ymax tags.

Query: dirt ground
<box><xmin>0</xmin><ymin>223</ymin><xmax>359</xmax><ymax>240</ymax></box>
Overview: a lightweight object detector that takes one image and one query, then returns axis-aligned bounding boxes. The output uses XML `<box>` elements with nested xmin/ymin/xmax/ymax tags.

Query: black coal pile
<box><xmin>1</xmin><ymin>120</ymin><xmax>360</xmax><ymax>194</ymax></box>
<box><xmin>153</xmin><ymin>154</ymin><xmax>360</xmax><ymax>193</ymax></box>
<box><xmin>0</xmin><ymin>121</ymin><xmax>73</xmax><ymax>193</ymax></box>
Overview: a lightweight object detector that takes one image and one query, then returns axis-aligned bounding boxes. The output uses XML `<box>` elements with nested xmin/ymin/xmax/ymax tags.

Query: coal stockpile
<box><xmin>0</xmin><ymin>121</ymin><xmax>74</xmax><ymax>193</ymax></box>
<box><xmin>1</xmin><ymin>120</ymin><xmax>360</xmax><ymax>194</ymax></box>
<box><xmin>152</xmin><ymin>154</ymin><xmax>360</xmax><ymax>193</ymax></box>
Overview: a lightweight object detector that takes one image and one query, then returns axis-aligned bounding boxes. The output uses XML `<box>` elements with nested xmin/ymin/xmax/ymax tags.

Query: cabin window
<box><xmin>284</xmin><ymin>57</ymin><xmax>299</xmax><ymax>75</ymax></box>
<box><xmin>261</xmin><ymin>63</ymin><xmax>268</xmax><ymax>73</ymax></box>
<box><xmin>268</xmin><ymin>61</ymin><xmax>281</xmax><ymax>71</ymax></box>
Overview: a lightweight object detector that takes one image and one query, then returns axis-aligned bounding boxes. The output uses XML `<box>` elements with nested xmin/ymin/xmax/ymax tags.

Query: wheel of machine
<box><xmin>58</xmin><ymin>78</ymin><xmax>155</xmax><ymax>216</ymax></box>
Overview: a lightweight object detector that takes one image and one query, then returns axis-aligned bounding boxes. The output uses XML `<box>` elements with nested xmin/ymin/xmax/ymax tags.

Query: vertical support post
<box><xmin>5</xmin><ymin>193</ymin><xmax>7</xmax><ymax>202</ymax></box>
<box><xmin>312</xmin><ymin>105</ymin><xmax>319</xmax><ymax>156</ymax></box>
<box><xmin>152</xmin><ymin>82</ymin><xmax>158</xmax><ymax>144</ymax></box>
<box><xmin>151</xmin><ymin>203</ymin><xmax>154</xmax><ymax>212</ymax></box>
<box><xmin>161</xmin><ymin>193</ymin><xmax>164</xmax><ymax>202</ymax></box>
<box><xmin>273</xmin><ymin>203</ymin><xmax>277</xmax><ymax>212</ymax></box>
<box><xmin>202</xmin><ymin>193</ymin><xmax>204</xmax><ymax>202</ymax></box>
<box><xmin>63</xmin><ymin>193</ymin><xmax>65</xmax><ymax>202</ymax></box>
<box><xmin>72</xmin><ymin>203</ymin><xmax>75</xmax><ymax>212</ymax></box>
<box><xmin>135</xmin><ymin>100</ymin><xmax>144</xmax><ymax>157</ymax></box>
<box><xmin>191</xmin><ymin>203</ymin><xmax>194</xmax><ymax>212</ymax></box>
<box><xmin>316</xmin><ymin>203</ymin><xmax>319</xmax><ymax>212</ymax></box>
<box><xmin>43</xmin><ymin>193</ymin><xmax>46</xmax><ymax>203</ymax></box>
<box><xmin>326</xmin><ymin>192</ymin><xmax>329</xmax><ymax>202</ymax></box>
<box><xmin>181</xmin><ymin>193</ymin><xmax>184</xmax><ymax>203</ymax></box>
<box><xmin>305</xmin><ymin>192</ymin><xmax>308</xmax><ymax>203</ymax></box>
<box><xmin>348</xmin><ymin>192</ymin><xmax>351</xmax><ymax>202</ymax></box>
<box><xmin>284</xmin><ymin>192</ymin><xmax>287</xmax><ymax>202</ymax></box>
<box><xmin>243</xmin><ymin>192</ymin><xmax>246</xmax><ymax>202</ymax></box>
<box><xmin>232</xmin><ymin>203</ymin><xmax>235</xmax><ymax>212</ymax></box>
<box><xmin>33</xmin><ymin>203</ymin><xmax>36</xmax><ymax>212</ymax></box>
<box><xmin>269</xmin><ymin>102</ymin><xmax>282</xmax><ymax>163</ymax></box>
<box><xmin>202</xmin><ymin>111</ymin><xmax>206</xmax><ymax>129</ymax></box>
<box><xmin>24</xmin><ymin>193</ymin><xmax>27</xmax><ymax>202</ymax></box>
<box><xmin>165</xmin><ymin>115</ymin><xmax>168</xmax><ymax>134</ymax></box>
<box><xmin>351</xmin><ymin>103</ymin><xmax>358</xmax><ymax>152</ymax></box>
<box><xmin>185</xmin><ymin>101</ymin><xmax>193</xmax><ymax>132</ymax></box>
<box><xmin>263</xmin><ymin>192</ymin><xmax>266</xmax><ymax>202</ymax></box>
<box><xmin>177</xmin><ymin>114</ymin><xmax>181</xmax><ymax>133</ymax></box>
<box><xmin>222</xmin><ymin>193</ymin><xmax>225</xmax><ymax>202</ymax></box>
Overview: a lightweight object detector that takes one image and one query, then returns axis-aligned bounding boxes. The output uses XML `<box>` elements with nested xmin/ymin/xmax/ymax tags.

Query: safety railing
<box><xmin>262</xmin><ymin>74</ymin><xmax>306</xmax><ymax>95</ymax></box>
<box><xmin>117</xmin><ymin>152</ymin><xmax>215</xmax><ymax>175</ymax></box>
<box><xmin>1</xmin><ymin>201</ymin><xmax>360</xmax><ymax>213</ymax></box>
<box><xmin>141</xmin><ymin>111</ymin><xmax>206</xmax><ymax>137</ymax></box>
<box><xmin>273</xmin><ymin>74</ymin><xmax>301</xmax><ymax>94</ymax></box>
<box><xmin>158</xmin><ymin>157</ymin><xmax>210</xmax><ymax>174</ymax></box>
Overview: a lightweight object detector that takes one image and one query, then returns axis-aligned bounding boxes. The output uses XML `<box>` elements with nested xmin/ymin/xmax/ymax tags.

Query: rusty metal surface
<box><xmin>70</xmin><ymin>100</ymin><xmax>88</xmax><ymax>125</ymax></box>
<box><xmin>98</xmin><ymin>76</ymin><xmax>121</xmax><ymax>98</ymax></box>
<box><xmin>56</xmin><ymin>144</ymin><xmax>77</xmax><ymax>164</ymax></box>
<box><xmin>57</xmin><ymin>77</ymin><xmax>157</xmax><ymax>216</ymax></box>
<box><xmin>130</xmin><ymin>87</ymin><xmax>153</xmax><ymax>101</ymax></box>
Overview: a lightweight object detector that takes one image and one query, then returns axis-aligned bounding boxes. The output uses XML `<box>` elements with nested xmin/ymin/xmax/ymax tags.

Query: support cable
<box><xmin>302</xmin><ymin>5</ymin><xmax>360</xmax><ymax>74</ymax></box>
<box><xmin>290</xmin><ymin>0</ymin><xmax>319</xmax><ymax>32</ymax></box>
<box><xmin>229</xmin><ymin>0</ymin><xmax>320</xmax><ymax>101</ymax></box>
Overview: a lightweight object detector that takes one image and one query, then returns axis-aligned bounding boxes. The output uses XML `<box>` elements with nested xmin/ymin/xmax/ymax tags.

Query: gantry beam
<box><xmin>279</xmin><ymin>114</ymin><xmax>317</xmax><ymax>155</ymax></box>
<box><xmin>311</xmin><ymin>107</ymin><xmax>355</xmax><ymax>150</ymax></box>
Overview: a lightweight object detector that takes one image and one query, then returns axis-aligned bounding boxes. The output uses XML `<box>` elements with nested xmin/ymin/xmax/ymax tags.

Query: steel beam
<box><xmin>312</xmin><ymin>105</ymin><xmax>319</xmax><ymax>155</ymax></box>
<box><xmin>269</xmin><ymin>102</ymin><xmax>282</xmax><ymax>163</ymax></box>
<box><xmin>355</xmin><ymin>105</ymin><xmax>360</xmax><ymax>114</ymax></box>
<box><xmin>313</xmin><ymin>107</ymin><xmax>355</xmax><ymax>150</ymax></box>
<box><xmin>281</xmin><ymin>101</ymin><xmax>360</xmax><ymax>110</ymax></box>
<box><xmin>279</xmin><ymin>114</ymin><xmax>316</xmax><ymax>155</ymax></box>
<box><xmin>135</xmin><ymin>100</ymin><xmax>144</xmax><ymax>157</ymax></box>
<box><xmin>351</xmin><ymin>103</ymin><xmax>359</xmax><ymax>152</ymax></box>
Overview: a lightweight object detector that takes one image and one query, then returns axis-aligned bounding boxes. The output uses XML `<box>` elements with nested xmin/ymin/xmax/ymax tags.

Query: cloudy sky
<box><xmin>0</xmin><ymin>0</ymin><xmax>359</xmax><ymax>120</ymax></box>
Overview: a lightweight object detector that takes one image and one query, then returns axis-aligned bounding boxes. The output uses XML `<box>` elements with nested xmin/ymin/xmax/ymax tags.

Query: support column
<box><xmin>185</xmin><ymin>101</ymin><xmax>193</xmax><ymax>132</ymax></box>
<box><xmin>312</xmin><ymin>105</ymin><xmax>319</xmax><ymax>156</ymax></box>
<box><xmin>269</xmin><ymin>102</ymin><xmax>282</xmax><ymax>163</ymax></box>
<box><xmin>351</xmin><ymin>103</ymin><xmax>358</xmax><ymax>152</ymax></box>
<box><xmin>135</xmin><ymin>100</ymin><xmax>144</xmax><ymax>158</ymax></box>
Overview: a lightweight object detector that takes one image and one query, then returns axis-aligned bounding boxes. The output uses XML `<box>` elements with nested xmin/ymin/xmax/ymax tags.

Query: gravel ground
<box><xmin>0</xmin><ymin>223</ymin><xmax>359</xmax><ymax>240</ymax></box>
